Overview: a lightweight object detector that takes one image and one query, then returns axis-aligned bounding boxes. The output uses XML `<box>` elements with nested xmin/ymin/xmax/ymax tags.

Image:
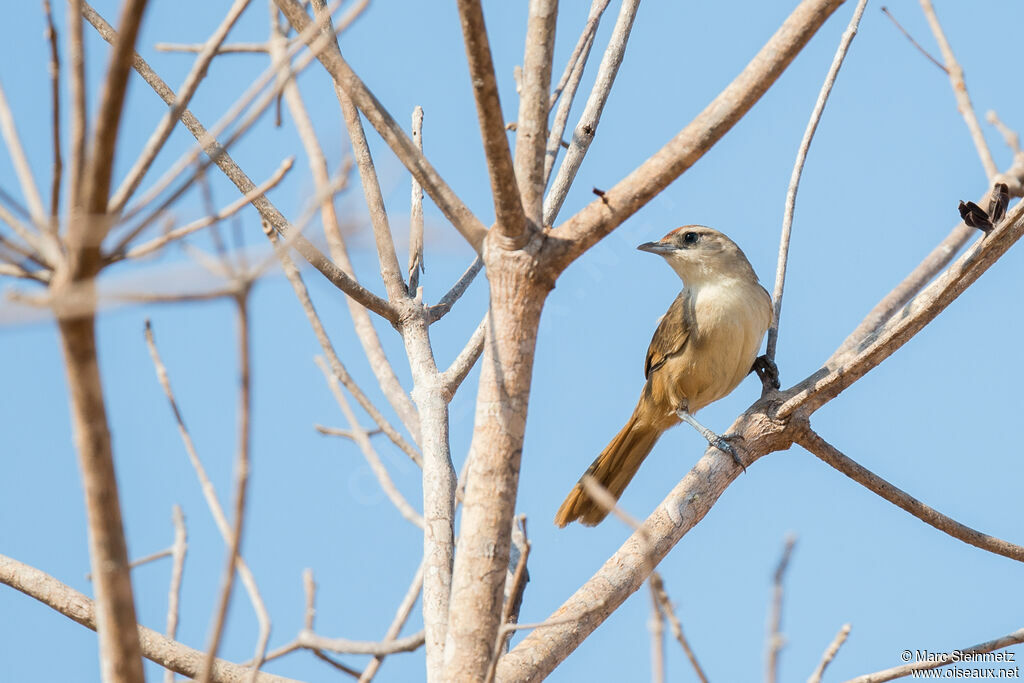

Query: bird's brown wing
<box><xmin>644</xmin><ymin>291</ymin><xmax>691</xmax><ymax>379</ymax></box>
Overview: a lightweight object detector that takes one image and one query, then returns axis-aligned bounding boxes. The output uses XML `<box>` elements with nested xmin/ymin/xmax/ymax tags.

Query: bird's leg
<box><xmin>675</xmin><ymin>409</ymin><xmax>746</xmax><ymax>472</ymax></box>
<box><xmin>750</xmin><ymin>354</ymin><xmax>780</xmax><ymax>391</ymax></box>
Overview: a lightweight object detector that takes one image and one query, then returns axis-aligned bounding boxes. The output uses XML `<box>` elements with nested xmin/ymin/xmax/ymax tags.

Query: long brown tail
<box><xmin>554</xmin><ymin>412</ymin><xmax>663</xmax><ymax>527</ymax></box>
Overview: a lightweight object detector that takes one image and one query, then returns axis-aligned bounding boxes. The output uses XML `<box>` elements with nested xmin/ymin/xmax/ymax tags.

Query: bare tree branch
<box><xmin>67</xmin><ymin>0</ymin><xmax>87</xmax><ymax>211</ymax></box>
<box><xmin>359</xmin><ymin>562</ymin><xmax>424</xmax><ymax>683</ymax></box>
<box><xmin>108</xmin><ymin>0</ymin><xmax>254</xmax><ymax>213</ymax></box>
<box><xmin>81</xmin><ymin>0</ymin><xmax>149</xmax><ymax>221</ymax></box>
<box><xmin>164</xmin><ymin>505</ymin><xmax>188</xmax><ymax>683</ymax></box>
<box><xmin>0</xmin><ymin>554</ymin><xmax>299</xmax><ymax>683</ymax></box>
<box><xmin>842</xmin><ymin>628</ymin><xmax>1024</xmax><ymax>683</ymax></box>
<box><xmin>879</xmin><ymin>6</ymin><xmax>947</xmax><ymax>74</ymax></box>
<box><xmin>315</xmin><ymin>356</ymin><xmax>425</xmax><ymax>529</ymax></box>
<box><xmin>454</xmin><ymin>0</ymin><xmax>527</xmax><ymax>247</ymax></box>
<box><xmin>267</xmin><ymin>13</ymin><xmax>421</xmax><ymax>440</ymax></box>
<box><xmin>514</xmin><ymin>0</ymin><xmax>558</xmax><ymax>227</ymax></box>
<box><xmin>309</xmin><ymin>0</ymin><xmax>407</xmax><ymax>302</ymax></box>
<box><xmin>497</xmin><ymin>406</ymin><xmax>796</xmax><ymax>682</ymax></box>
<box><xmin>543</xmin><ymin>3</ymin><xmax>600</xmax><ymax>188</ymax></box>
<box><xmin>782</xmin><ymin>199</ymin><xmax>1024</xmax><ymax>419</ymax></box>
<box><xmin>116</xmin><ymin>157</ymin><xmax>294</xmax><ymax>261</ymax></box>
<box><xmin>427</xmin><ymin>257</ymin><xmax>483</xmax><ymax>323</ymax></box>
<box><xmin>649</xmin><ymin>588</ymin><xmax>664</xmax><ymax>683</ymax></box>
<box><xmin>439</xmin><ymin>315</ymin><xmax>486</xmax><ymax>400</ymax></box>
<box><xmin>82</xmin><ymin>1</ymin><xmax>399</xmax><ymax>322</ymax></box>
<box><xmin>649</xmin><ymin>573</ymin><xmax>708</xmax><ymax>683</ymax></box>
<box><xmin>919</xmin><ymin>0</ymin><xmax>998</xmax><ymax>182</ymax></box>
<box><xmin>0</xmin><ymin>81</ymin><xmax>57</xmax><ymax>261</ymax></box>
<box><xmin>260</xmin><ymin>222</ymin><xmax>422</xmax><ymax>466</ymax></box>
<box><xmin>272</xmin><ymin>0</ymin><xmax>489</xmax><ymax>251</ymax></box>
<box><xmin>0</xmin><ymin>79</ymin><xmax>47</xmax><ymax>229</ymax></box>
<box><xmin>766</xmin><ymin>535</ymin><xmax>797</xmax><ymax>683</ymax></box>
<box><xmin>547</xmin><ymin>0</ymin><xmax>610</xmax><ymax>114</ymax></box>
<box><xmin>201</xmin><ymin>293</ymin><xmax>254</xmax><ymax>682</ymax></box>
<box><xmin>807</xmin><ymin>623</ymin><xmax>850</xmax><ymax>683</ymax></box>
<box><xmin>767</xmin><ymin>0</ymin><xmax>868</xmax><ymax>362</ymax></box>
<box><xmin>543</xmin><ymin>0</ymin><xmax>640</xmax><ymax>226</ymax></box>
<box><xmin>408</xmin><ymin>106</ymin><xmax>425</xmax><ymax>292</ymax></box>
<box><xmin>43</xmin><ymin>0</ymin><xmax>63</xmax><ymax>223</ymax></box>
<box><xmin>544</xmin><ymin>0</ymin><xmax>846</xmax><ymax>273</ymax></box>
<box><xmin>796</xmin><ymin>430</ymin><xmax>1024</xmax><ymax>563</ymax></box>
<box><xmin>144</xmin><ymin>320</ymin><xmax>271</xmax><ymax>672</ymax></box>
<box><xmin>297</xmin><ymin>631</ymin><xmax>426</xmax><ymax>656</ymax></box>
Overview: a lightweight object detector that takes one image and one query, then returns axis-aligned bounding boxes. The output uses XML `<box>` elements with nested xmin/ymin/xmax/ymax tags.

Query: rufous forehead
<box><xmin>662</xmin><ymin>225</ymin><xmax>705</xmax><ymax>240</ymax></box>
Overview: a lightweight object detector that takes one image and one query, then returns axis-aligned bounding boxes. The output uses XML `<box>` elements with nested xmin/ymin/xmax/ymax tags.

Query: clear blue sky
<box><xmin>2</xmin><ymin>1</ymin><xmax>1023</xmax><ymax>681</ymax></box>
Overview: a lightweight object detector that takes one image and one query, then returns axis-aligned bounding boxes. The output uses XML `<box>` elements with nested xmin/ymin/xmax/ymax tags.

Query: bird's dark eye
<box><xmin>682</xmin><ymin>231</ymin><xmax>699</xmax><ymax>244</ymax></box>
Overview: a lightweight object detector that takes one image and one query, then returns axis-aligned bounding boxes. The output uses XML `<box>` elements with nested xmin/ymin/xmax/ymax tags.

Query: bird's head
<box><xmin>637</xmin><ymin>225</ymin><xmax>757</xmax><ymax>286</ymax></box>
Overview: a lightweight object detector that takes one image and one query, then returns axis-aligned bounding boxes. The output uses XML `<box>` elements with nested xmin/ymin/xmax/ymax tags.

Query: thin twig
<box><xmin>766</xmin><ymin>535</ymin><xmax>797</xmax><ymax>683</ymax></box>
<box><xmin>164</xmin><ymin>505</ymin><xmax>187</xmax><ymax>683</ymax></box>
<box><xmin>807</xmin><ymin>623</ymin><xmax>850</xmax><ymax>683</ymax></box>
<box><xmin>86</xmin><ymin>547</ymin><xmax>172</xmax><ymax>580</ymax></box>
<box><xmin>200</xmin><ymin>292</ymin><xmax>254</xmax><ymax>682</ymax></box>
<box><xmin>117</xmin><ymin>158</ymin><xmax>293</xmax><ymax>261</ymax></box>
<box><xmin>766</xmin><ymin>0</ymin><xmax>868</xmax><ymax>363</ymax></box>
<box><xmin>156</xmin><ymin>41</ymin><xmax>270</xmax><ymax>54</ymax></box>
<box><xmin>144</xmin><ymin>320</ymin><xmax>272</xmax><ymax>673</ymax></box>
<box><xmin>408</xmin><ymin>106</ymin><xmax>425</xmax><ymax>291</ymax></box>
<box><xmin>315</xmin><ymin>356</ymin><xmax>425</xmax><ymax>528</ymax></box>
<box><xmin>841</xmin><ymin>628</ymin><xmax>1024</xmax><ymax>683</ymax></box>
<box><xmin>0</xmin><ymin>554</ymin><xmax>299</xmax><ymax>683</ymax></box>
<box><xmin>109</xmin><ymin>0</ymin><xmax>255</xmax><ymax>213</ymax></box>
<box><xmin>260</xmin><ymin>222</ymin><xmax>422</xmax><ymax>466</ymax></box>
<box><xmin>987</xmin><ymin>110</ymin><xmax>1022</xmax><ymax>156</ymax></box>
<box><xmin>67</xmin><ymin>0</ymin><xmax>87</xmax><ymax>211</ymax></box>
<box><xmin>797</xmin><ymin>429</ymin><xmax>1024</xmax><ymax>563</ymax></box>
<box><xmin>427</xmin><ymin>257</ymin><xmax>483</xmax><ymax>323</ymax></box>
<box><xmin>310</xmin><ymin>0</ymin><xmax>407</xmax><ymax>302</ymax></box>
<box><xmin>543</xmin><ymin>0</ymin><xmax>641</xmax><ymax>226</ymax></box>
<box><xmin>439</xmin><ymin>315</ymin><xmax>486</xmax><ymax>398</ymax></box>
<box><xmin>547</xmin><ymin>0</ymin><xmax>610</xmax><ymax>113</ymax></box>
<box><xmin>485</xmin><ymin>517</ymin><xmax>531</xmax><ymax>683</ymax></box>
<box><xmin>268</xmin><ymin>8</ymin><xmax>421</xmax><ymax>438</ymax></box>
<box><xmin>315</xmin><ymin>424</ymin><xmax>383</xmax><ymax>440</ymax></box>
<box><xmin>272</xmin><ymin>0</ymin><xmax>489</xmax><ymax>251</ymax></box>
<box><xmin>114</xmin><ymin>0</ymin><xmax>345</xmax><ymax>224</ymax></box>
<box><xmin>43</xmin><ymin>0</ymin><xmax>63</xmax><ymax>224</ymax></box>
<box><xmin>544</xmin><ymin>20</ymin><xmax>596</xmax><ymax>189</ymax></box>
<box><xmin>359</xmin><ymin>562</ymin><xmax>425</xmax><ymax>682</ymax></box>
<box><xmin>0</xmin><ymin>80</ymin><xmax>47</xmax><ymax>228</ymax></box>
<box><xmin>296</xmin><ymin>631</ymin><xmax>426</xmax><ymax>656</ymax></box>
<box><xmin>649</xmin><ymin>587</ymin><xmax>664</xmax><ymax>683</ymax></box>
<box><xmin>783</xmin><ymin>193</ymin><xmax>1024</xmax><ymax>419</ymax></box>
<box><xmin>650</xmin><ymin>573</ymin><xmax>709</xmax><ymax>683</ymax></box>
<box><xmin>302</xmin><ymin>570</ymin><xmax>363</xmax><ymax>679</ymax></box>
<box><xmin>83</xmin><ymin>1</ymin><xmax>399</xmax><ymax>321</ymax></box>
<box><xmin>546</xmin><ymin>0</ymin><xmax>846</xmax><ymax>275</ymax></box>
<box><xmin>879</xmin><ymin>6</ymin><xmax>947</xmax><ymax>73</ymax></box>
<box><xmin>0</xmin><ymin>81</ymin><xmax>56</xmax><ymax>262</ymax></box>
<box><xmin>919</xmin><ymin>0</ymin><xmax>998</xmax><ymax>182</ymax></box>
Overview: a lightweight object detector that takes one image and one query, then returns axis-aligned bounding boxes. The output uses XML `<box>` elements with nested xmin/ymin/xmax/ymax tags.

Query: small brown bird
<box><xmin>555</xmin><ymin>226</ymin><xmax>774</xmax><ymax>527</ymax></box>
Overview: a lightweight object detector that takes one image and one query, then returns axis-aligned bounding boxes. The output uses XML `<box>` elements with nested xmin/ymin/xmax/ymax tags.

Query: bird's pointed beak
<box><xmin>637</xmin><ymin>241</ymin><xmax>674</xmax><ymax>255</ymax></box>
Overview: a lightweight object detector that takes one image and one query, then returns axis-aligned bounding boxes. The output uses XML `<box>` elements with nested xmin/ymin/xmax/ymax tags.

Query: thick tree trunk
<box><xmin>443</xmin><ymin>236</ymin><xmax>554</xmax><ymax>680</ymax></box>
<box><xmin>57</xmin><ymin>308</ymin><xmax>145</xmax><ymax>683</ymax></box>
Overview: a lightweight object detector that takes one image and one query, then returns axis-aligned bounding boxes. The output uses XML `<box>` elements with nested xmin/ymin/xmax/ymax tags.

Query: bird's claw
<box><xmin>752</xmin><ymin>355</ymin><xmax>780</xmax><ymax>391</ymax></box>
<box><xmin>676</xmin><ymin>408</ymin><xmax>747</xmax><ymax>472</ymax></box>
<box><xmin>713</xmin><ymin>436</ymin><xmax>746</xmax><ymax>472</ymax></box>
